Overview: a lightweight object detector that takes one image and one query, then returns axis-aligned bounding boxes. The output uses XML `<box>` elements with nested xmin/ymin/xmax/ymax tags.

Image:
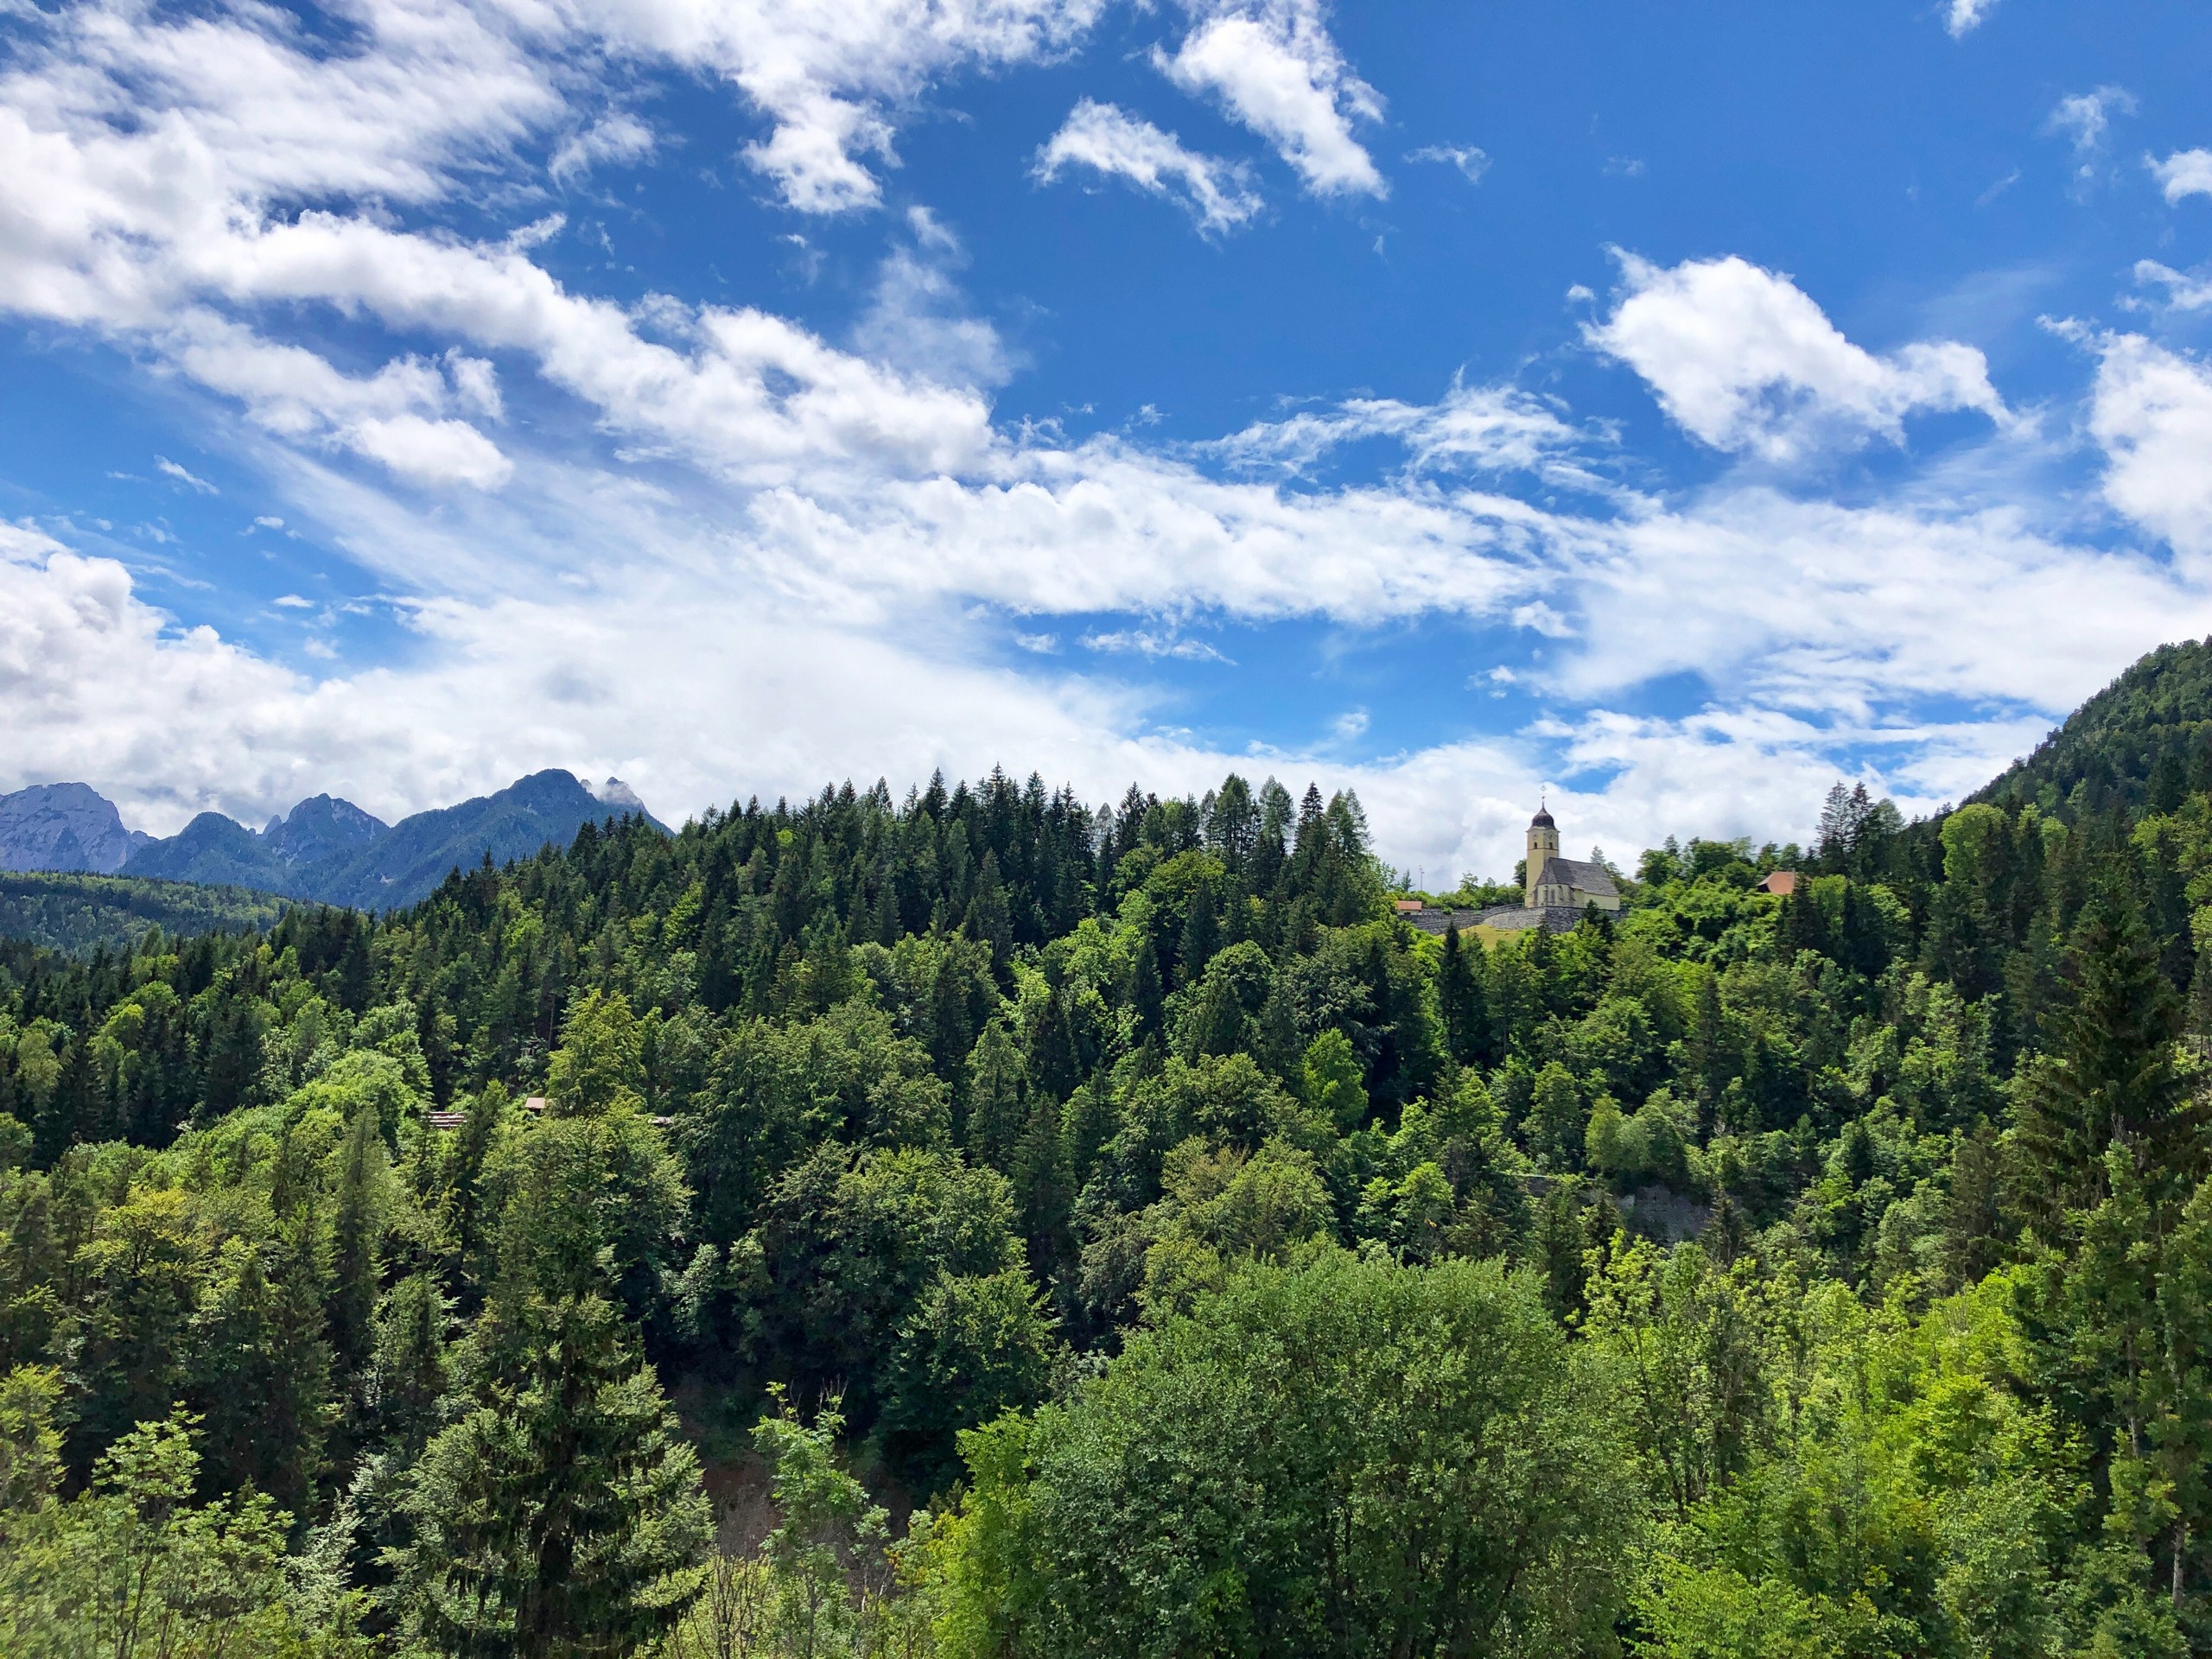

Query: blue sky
<box><xmin>3</xmin><ymin>0</ymin><xmax>2211</xmax><ymax>882</ymax></box>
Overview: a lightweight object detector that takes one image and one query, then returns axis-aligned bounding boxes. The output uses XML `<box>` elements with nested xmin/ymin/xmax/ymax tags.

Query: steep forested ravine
<box><xmin>8</xmin><ymin>646</ymin><xmax>2212</xmax><ymax>1655</ymax></box>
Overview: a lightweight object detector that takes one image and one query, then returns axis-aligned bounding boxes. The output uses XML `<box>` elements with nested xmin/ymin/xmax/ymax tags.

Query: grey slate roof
<box><xmin>1533</xmin><ymin>855</ymin><xmax>1618</xmax><ymax>899</ymax></box>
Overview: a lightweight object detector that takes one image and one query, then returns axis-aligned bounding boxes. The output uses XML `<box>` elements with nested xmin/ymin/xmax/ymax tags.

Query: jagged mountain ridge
<box><xmin>0</xmin><ymin>772</ymin><xmax>664</xmax><ymax>912</ymax></box>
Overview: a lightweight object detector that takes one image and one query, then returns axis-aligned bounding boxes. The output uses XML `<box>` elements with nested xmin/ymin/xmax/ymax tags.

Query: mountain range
<box><xmin>0</xmin><ymin>771</ymin><xmax>664</xmax><ymax>912</ymax></box>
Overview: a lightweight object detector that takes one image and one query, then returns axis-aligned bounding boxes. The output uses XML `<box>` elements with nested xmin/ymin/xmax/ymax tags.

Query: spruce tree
<box><xmin>330</xmin><ymin>1105</ymin><xmax>389</xmax><ymax>1370</ymax></box>
<box><xmin>1437</xmin><ymin>924</ymin><xmax>1491</xmax><ymax>1068</ymax></box>
<box><xmin>392</xmin><ymin>1293</ymin><xmax>710</xmax><ymax>1658</ymax></box>
<box><xmin>2017</xmin><ymin>888</ymin><xmax>2207</xmax><ymax>1227</ymax></box>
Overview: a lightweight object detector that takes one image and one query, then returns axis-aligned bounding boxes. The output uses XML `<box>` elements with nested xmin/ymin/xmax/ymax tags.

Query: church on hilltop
<box><xmin>1408</xmin><ymin>801</ymin><xmax>1620</xmax><ymax>939</ymax></box>
<box><xmin>1518</xmin><ymin>802</ymin><xmax>1620</xmax><ymax>914</ymax></box>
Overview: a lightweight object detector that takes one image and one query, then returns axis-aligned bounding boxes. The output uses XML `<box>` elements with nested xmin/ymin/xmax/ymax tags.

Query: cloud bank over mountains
<box><xmin>2</xmin><ymin>0</ymin><xmax>2210</xmax><ymax>884</ymax></box>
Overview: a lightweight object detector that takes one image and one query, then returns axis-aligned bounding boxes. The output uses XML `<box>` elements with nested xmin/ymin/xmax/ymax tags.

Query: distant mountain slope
<box><xmin>123</xmin><ymin>794</ymin><xmax>393</xmax><ymax>892</ymax></box>
<box><xmin>0</xmin><ymin>784</ymin><xmax>150</xmax><ymax>873</ymax></box>
<box><xmin>0</xmin><ymin>872</ymin><xmax>289</xmax><ymax>955</ymax></box>
<box><xmin>96</xmin><ymin>772</ymin><xmax>661</xmax><ymax>911</ymax></box>
<box><xmin>1974</xmin><ymin>638</ymin><xmax>2212</xmax><ymax>817</ymax></box>
<box><xmin>122</xmin><ymin>811</ymin><xmax>297</xmax><ymax>890</ymax></box>
<box><xmin>299</xmin><ymin>770</ymin><xmax>666</xmax><ymax>910</ymax></box>
<box><xmin>266</xmin><ymin>795</ymin><xmax>390</xmax><ymax>866</ymax></box>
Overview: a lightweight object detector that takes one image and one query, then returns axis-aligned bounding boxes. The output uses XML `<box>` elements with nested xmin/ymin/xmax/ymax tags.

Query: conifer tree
<box><xmin>330</xmin><ymin>1105</ymin><xmax>389</xmax><ymax>1371</ymax></box>
<box><xmin>391</xmin><ymin>1293</ymin><xmax>710</xmax><ymax>1658</ymax></box>
<box><xmin>2017</xmin><ymin>888</ymin><xmax>2207</xmax><ymax>1227</ymax></box>
<box><xmin>1437</xmin><ymin>924</ymin><xmax>1491</xmax><ymax>1068</ymax></box>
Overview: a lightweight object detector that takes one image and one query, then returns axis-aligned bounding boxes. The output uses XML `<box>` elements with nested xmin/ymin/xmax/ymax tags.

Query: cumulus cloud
<box><xmin>2047</xmin><ymin>86</ymin><xmax>2133</xmax><ymax>154</ymax></box>
<box><xmin>1082</xmin><ymin>628</ymin><xmax>1230</xmax><ymax>661</ymax></box>
<box><xmin>348</xmin><ymin>416</ymin><xmax>515</xmax><ymax>491</ymax></box>
<box><xmin>1554</xmin><ymin>488</ymin><xmax>2212</xmax><ymax>718</ymax></box>
<box><xmin>1157</xmin><ymin>0</ymin><xmax>1385</xmax><ymax>198</ymax></box>
<box><xmin>1035</xmin><ymin>99</ymin><xmax>1262</xmax><ymax>233</ymax></box>
<box><xmin>1205</xmin><ymin>383</ymin><xmax>1604</xmax><ymax>492</ymax></box>
<box><xmin>2151</xmin><ymin>148</ymin><xmax>2212</xmax><ymax>203</ymax></box>
<box><xmin>0</xmin><ymin>507</ymin><xmax>2062</xmax><ymax>874</ymax></box>
<box><xmin>1586</xmin><ymin>253</ymin><xmax>2005</xmax><ymax>461</ymax></box>
<box><xmin>2134</xmin><ymin>259</ymin><xmax>2212</xmax><ymax>311</ymax></box>
<box><xmin>2088</xmin><ymin>334</ymin><xmax>2212</xmax><ymax>562</ymax></box>
<box><xmin>851</xmin><ymin>210</ymin><xmax>1018</xmax><ymax>388</ymax></box>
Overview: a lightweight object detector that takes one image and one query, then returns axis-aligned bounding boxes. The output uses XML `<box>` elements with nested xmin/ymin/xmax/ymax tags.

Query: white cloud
<box><xmin>349</xmin><ymin>416</ymin><xmax>516</xmax><ymax>491</ymax></box>
<box><xmin>2151</xmin><ymin>148</ymin><xmax>2212</xmax><ymax>203</ymax></box>
<box><xmin>156</xmin><ymin>456</ymin><xmax>218</xmax><ymax>493</ymax></box>
<box><xmin>1035</xmin><ymin>99</ymin><xmax>1262</xmax><ymax>234</ymax></box>
<box><xmin>3</xmin><ymin>0</ymin><xmax>2211</xmax><ymax>882</ymax></box>
<box><xmin>550</xmin><ymin>112</ymin><xmax>656</xmax><ymax>184</ymax></box>
<box><xmin>2134</xmin><ymin>259</ymin><xmax>2212</xmax><ymax>311</ymax></box>
<box><xmin>2047</xmin><ymin>87</ymin><xmax>2133</xmax><ymax>155</ymax></box>
<box><xmin>850</xmin><ymin>210</ymin><xmax>1017</xmax><ymax>387</ymax></box>
<box><xmin>1405</xmin><ymin>143</ymin><xmax>1488</xmax><ymax>184</ymax></box>
<box><xmin>1205</xmin><ymin>383</ymin><xmax>1605</xmax><ymax>493</ymax></box>
<box><xmin>1157</xmin><ymin>0</ymin><xmax>1385</xmax><ymax>198</ymax></box>
<box><xmin>1943</xmin><ymin>0</ymin><xmax>1999</xmax><ymax>40</ymax></box>
<box><xmin>1554</xmin><ymin>487</ymin><xmax>2211</xmax><ymax>718</ymax></box>
<box><xmin>1586</xmin><ymin>253</ymin><xmax>2005</xmax><ymax>461</ymax></box>
<box><xmin>2046</xmin><ymin>86</ymin><xmax>2135</xmax><ymax>195</ymax></box>
<box><xmin>2088</xmin><ymin>334</ymin><xmax>2212</xmax><ymax>562</ymax></box>
<box><xmin>1082</xmin><ymin>628</ymin><xmax>1230</xmax><ymax>661</ymax></box>
<box><xmin>561</xmin><ymin>0</ymin><xmax>1107</xmax><ymax>213</ymax></box>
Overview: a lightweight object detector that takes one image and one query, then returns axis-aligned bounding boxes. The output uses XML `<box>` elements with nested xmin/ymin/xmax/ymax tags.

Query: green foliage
<box><xmin>0</xmin><ymin>1395</ymin><xmax>363</xmax><ymax>1657</ymax></box>
<box><xmin>1976</xmin><ymin>636</ymin><xmax>2212</xmax><ymax>819</ymax></box>
<box><xmin>0</xmin><ymin>874</ymin><xmax>289</xmax><ymax>957</ymax></box>
<box><xmin>927</xmin><ymin>1249</ymin><xmax>1637</xmax><ymax>1657</ymax></box>
<box><xmin>389</xmin><ymin>1293</ymin><xmax>710</xmax><ymax>1658</ymax></box>
<box><xmin>1297</xmin><ymin>1027</ymin><xmax>1366</xmax><ymax>1128</ymax></box>
<box><xmin>880</xmin><ymin>1265</ymin><xmax>1058</xmax><ymax>1487</ymax></box>
<box><xmin>547</xmin><ymin>988</ymin><xmax>646</xmax><ymax>1117</ymax></box>
<box><xmin>8</xmin><ymin>674</ymin><xmax>2212</xmax><ymax>1656</ymax></box>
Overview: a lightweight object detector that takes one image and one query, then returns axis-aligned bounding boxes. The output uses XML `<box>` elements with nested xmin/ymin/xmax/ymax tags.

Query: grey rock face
<box><xmin>0</xmin><ymin>783</ymin><xmax>149</xmax><ymax>873</ymax></box>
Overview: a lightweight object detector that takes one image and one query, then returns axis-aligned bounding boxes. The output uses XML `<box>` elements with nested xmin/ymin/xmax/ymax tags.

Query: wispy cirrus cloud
<box><xmin>1034</xmin><ymin>99</ymin><xmax>1262</xmax><ymax>233</ymax></box>
<box><xmin>1406</xmin><ymin>143</ymin><xmax>1488</xmax><ymax>184</ymax></box>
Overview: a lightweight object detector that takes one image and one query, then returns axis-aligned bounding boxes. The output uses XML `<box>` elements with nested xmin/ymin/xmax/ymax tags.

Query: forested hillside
<box><xmin>3</xmin><ymin>658</ymin><xmax>2212</xmax><ymax>1655</ymax></box>
<box><xmin>0</xmin><ymin>871</ymin><xmax>290</xmax><ymax>957</ymax></box>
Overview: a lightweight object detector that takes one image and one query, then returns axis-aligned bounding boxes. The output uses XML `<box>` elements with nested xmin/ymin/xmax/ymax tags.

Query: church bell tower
<box><xmin>1525</xmin><ymin>799</ymin><xmax>1559</xmax><ymax>906</ymax></box>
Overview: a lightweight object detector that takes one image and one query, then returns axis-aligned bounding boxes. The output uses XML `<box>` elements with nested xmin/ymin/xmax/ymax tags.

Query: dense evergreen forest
<box><xmin>8</xmin><ymin>641</ymin><xmax>2212</xmax><ymax>1657</ymax></box>
<box><xmin>0</xmin><ymin>871</ymin><xmax>289</xmax><ymax>957</ymax></box>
